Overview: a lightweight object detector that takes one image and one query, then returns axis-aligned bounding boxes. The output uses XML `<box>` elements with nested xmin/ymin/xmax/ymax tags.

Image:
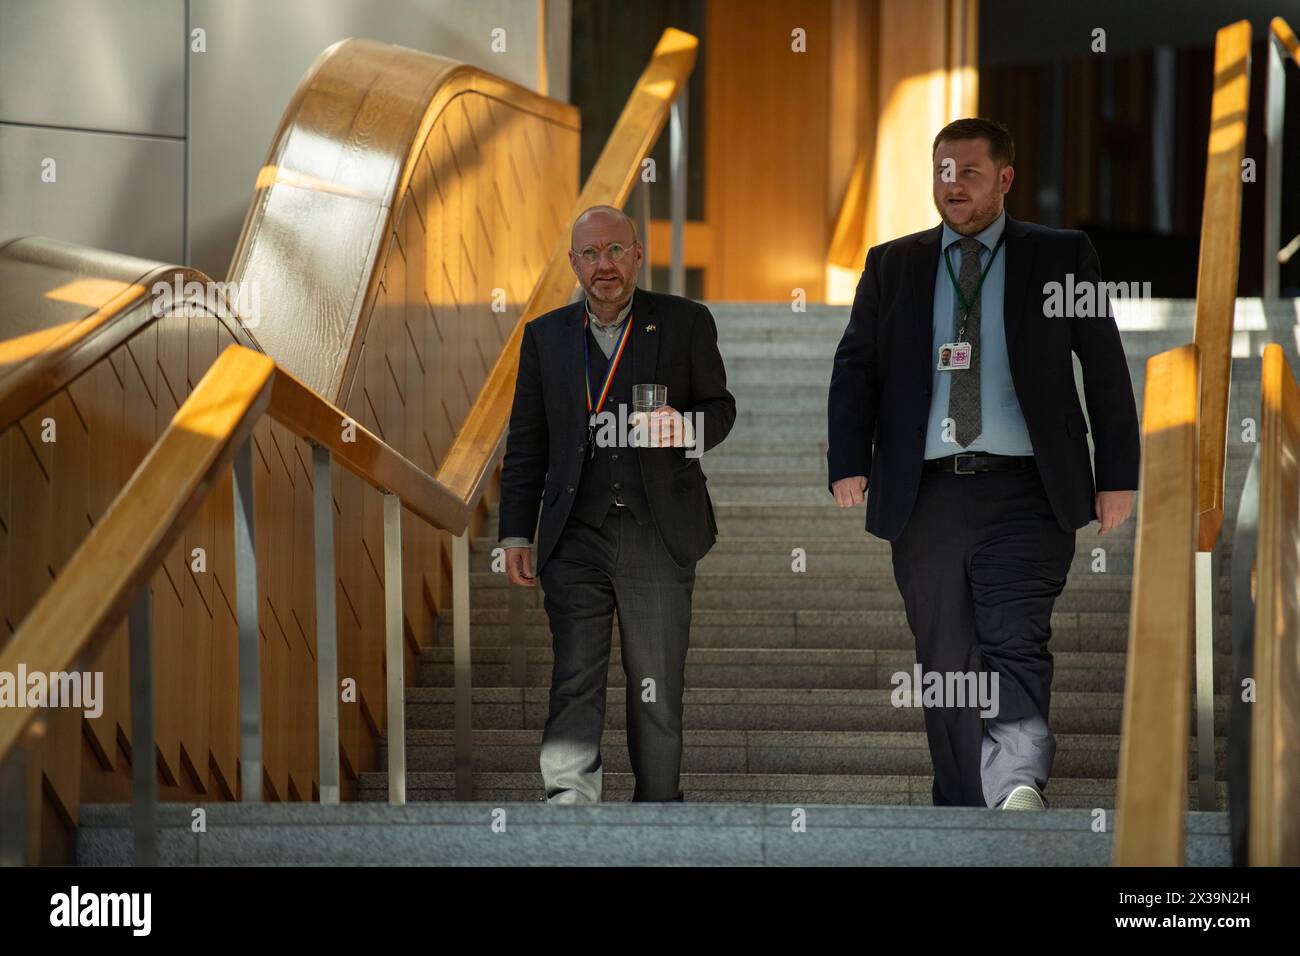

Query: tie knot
<box><xmin>957</xmin><ymin>237</ymin><xmax>983</xmax><ymax>257</ymax></box>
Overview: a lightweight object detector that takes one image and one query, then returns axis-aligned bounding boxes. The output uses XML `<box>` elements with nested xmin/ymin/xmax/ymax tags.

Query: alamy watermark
<box><xmin>151</xmin><ymin>275</ymin><xmax>260</xmax><ymax>326</ymax></box>
<box><xmin>0</xmin><ymin>665</ymin><xmax>103</xmax><ymax>718</ymax></box>
<box><xmin>590</xmin><ymin>405</ymin><xmax>705</xmax><ymax>459</ymax></box>
<box><xmin>891</xmin><ymin>664</ymin><xmax>1000</xmax><ymax>718</ymax></box>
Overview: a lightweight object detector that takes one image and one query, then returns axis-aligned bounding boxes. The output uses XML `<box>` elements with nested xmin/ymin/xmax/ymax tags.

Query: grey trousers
<box><xmin>537</xmin><ymin>506</ymin><xmax>696</xmax><ymax>803</ymax></box>
<box><xmin>982</xmin><ymin>714</ymin><xmax>1055</xmax><ymax>808</ymax></box>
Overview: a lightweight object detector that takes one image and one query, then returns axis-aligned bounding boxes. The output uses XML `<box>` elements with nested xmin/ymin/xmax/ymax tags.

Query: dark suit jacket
<box><xmin>827</xmin><ymin>214</ymin><xmax>1140</xmax><ymax>540</ymax></box>
<box><xmin>499</xmin><ymin>287</ymin><xmax>737</xmax><ymax>572</ymax></box>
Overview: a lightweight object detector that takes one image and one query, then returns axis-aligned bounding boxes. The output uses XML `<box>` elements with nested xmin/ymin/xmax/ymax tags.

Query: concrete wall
<box><xmin>0</xmin><ymin>0</ymin><xmax>572</xmax><ymax>277</ymax></box>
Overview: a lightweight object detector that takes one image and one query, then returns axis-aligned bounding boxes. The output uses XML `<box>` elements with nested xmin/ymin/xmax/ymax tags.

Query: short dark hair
<box><xmin>932</xmin><ymin>118</ymin><xmax>1015</xmax><ymax>167</ymax></box>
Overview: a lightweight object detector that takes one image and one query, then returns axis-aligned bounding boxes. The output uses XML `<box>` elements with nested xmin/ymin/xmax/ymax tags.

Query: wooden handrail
<box><xmin>226</xmin><ymin>38</ymin><xmax>580</xmax><ymax>403</ymax></box>
<box><xmin>1250</xmin><ymin>343</ymin><xmax>1300</xmax><ymax>866</ymax></box>
<box><xmin>1113</xmin><ymin>343</ymin><xmax>1200</xmax><ymax>867</ymax></box>
<box><xmin>0</xmin><ymin>237</ymin><xmax>255</xmax><ymax>431</ymax></box>
<box><xmin>0</xmin><ymin>341</ymin><xmax>474</xmax><ymax>766</ymax></box>
<box><xmin>827</xmin><ymin>143</ymin><xmax>872</xmax><ymax>271</ymax></box>
<box><xmin>434</xmin><ymin>28</ymin><xmax>699</xmax><ymax>508</ymax></box>
<box><xmin>265</xmin><ymin>362</ymin><xmax>468</xmax><ymax>532</ymax></box>
<box><xmin>1192</xmin><ymin>19</ymin><xmax>1251</xmax><ymax>552</ymax></box>
<box><xmin>0</xmin><ymin>345</ymin><xmax>276</xmax><ymax>764</ymax></box>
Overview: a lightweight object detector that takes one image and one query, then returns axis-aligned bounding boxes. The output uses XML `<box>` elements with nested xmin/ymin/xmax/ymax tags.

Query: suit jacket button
<box><xmin>611</xmin><ymin>454</ymin><xmax>619</xmax><ymax>461</ymax></box>
<box><xmin>613</xmin><ymin>482</ymin><xmax>622</xmax><ymax>489</ymax></box>
<box><xmin>916</xmin><ymin>426</ymin><xmax>925</xmax><ymax>438</ymax></box>
<box><xmin>567</xmin><ymin>486</ymin><xmax>575</xmax><ymax>494</ymax></box>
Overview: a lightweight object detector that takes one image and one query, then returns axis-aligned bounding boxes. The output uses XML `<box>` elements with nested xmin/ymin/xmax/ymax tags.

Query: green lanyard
<box><xmin>944</xmin><ymin>234</ymin><xmax>1005</xmax><ymax>341</ymax></box>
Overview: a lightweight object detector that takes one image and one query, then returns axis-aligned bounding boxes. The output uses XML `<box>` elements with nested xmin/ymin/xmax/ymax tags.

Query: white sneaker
<box><xmin>1000</xmin><ymin>784</ymin><xmax>1046</xmax><ymax>810</ymax></box>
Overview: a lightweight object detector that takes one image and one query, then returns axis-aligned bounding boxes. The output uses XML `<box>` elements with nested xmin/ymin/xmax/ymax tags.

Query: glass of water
<box><xmin>631</xmin><ymin>384</ymin><xmax>667</xmax><ymax>446</ymax></box>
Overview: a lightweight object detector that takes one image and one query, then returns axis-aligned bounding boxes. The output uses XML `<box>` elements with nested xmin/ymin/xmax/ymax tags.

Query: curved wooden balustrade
<box><xmin>0</xmin><ymin>239</ymin><xmax>266</xmax><ymax>859</ymax></box>
<box><xmin>1113</xmin><ymin>344</ymin><xmax>1200</xmax><ymax>866</ymax></box>
<box><xmin>226</xmin><ymin>40</ymin><xmax>582</xmax><ymax>727</ymax></box>
<box><xmin>0</xmin><ymin>236</ymin><xmax>256</xmax><ymax>429</ymax></box>
<box><xmin>228</xmin><ymin>38</ymin><xmax>579</xmax><ymax>404</ymax></box>
<box><xmin>1251</xmin><ymin>344</ymin><xmax>1300</xmax><ymax>866</ymax></box>
<box><xmin>0</xmin><ymin>343</ymin><xmax>463</xmax><ymax>862</ymax></box>
<box><xmin>0</xmin><ymin>30</ymin><xmax>696</xmax><ymax>860</ymax></box>
<box><xmin>0</xmin><ymin>346</ymin><xmax>274</xmax><ymax>764</ymax></box>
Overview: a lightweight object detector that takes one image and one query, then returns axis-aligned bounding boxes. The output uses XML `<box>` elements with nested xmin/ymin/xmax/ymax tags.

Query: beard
<box><xmin>935</xmin><ymin>193</ymin><xmax>1003</xmax><ymax>236</ymax></box>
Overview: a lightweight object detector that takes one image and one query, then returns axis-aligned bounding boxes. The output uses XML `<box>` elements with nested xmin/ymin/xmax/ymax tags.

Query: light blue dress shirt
<box><xmin>923</xmin><ymin>210</ymin><xmax>1034</xmax><ymax>458</ymax></box>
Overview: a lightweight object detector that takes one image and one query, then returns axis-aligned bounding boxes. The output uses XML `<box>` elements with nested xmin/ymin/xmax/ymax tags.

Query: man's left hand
<box><xmin>1096</xmin><ymin>490</ymin><xmax>1135</xmax><ymax>534</ymax></box>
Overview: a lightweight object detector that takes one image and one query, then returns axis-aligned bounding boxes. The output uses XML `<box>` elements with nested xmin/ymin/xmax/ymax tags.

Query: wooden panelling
<box><xmin>1</xmin><ymin>38</ymin><xmax>579</xmax><ymax>861</ymax></box>
<box><xmin>704</xmin><ymin>0</ymin><xmax>832</xmax><ymax>301</ymax></box>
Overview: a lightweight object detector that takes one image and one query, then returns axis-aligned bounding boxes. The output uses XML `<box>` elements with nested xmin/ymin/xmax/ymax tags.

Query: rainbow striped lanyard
<box><xmin>583</xmin><ymin>312</ymin><xmax>632</xmax><ymax>419</ymax></box>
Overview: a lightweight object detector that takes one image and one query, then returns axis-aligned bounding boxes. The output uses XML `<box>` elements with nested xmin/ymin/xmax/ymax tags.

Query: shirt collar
<box><xmin>585</xmin><ymin>296</ymin><xmax>633</xmax><ymax>330</ymax></box>
<box><xmin>941</xmin><ymin>209</ymin><xmax>1006</xmax><ymax>253</ymax></box>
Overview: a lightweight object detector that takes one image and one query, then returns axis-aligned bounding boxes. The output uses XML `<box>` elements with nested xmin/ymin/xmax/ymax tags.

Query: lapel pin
<box><xmin>645</xmin><ymin>324</ymin><xmax>656</xmax><ymax>332</ymax></box>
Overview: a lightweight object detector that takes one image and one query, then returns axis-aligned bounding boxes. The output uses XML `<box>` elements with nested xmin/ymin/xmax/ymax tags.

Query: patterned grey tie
<box><xmin>947</xmin><ymin>237</ymin><xmax>984</xmax><ymax>448</ymax></box>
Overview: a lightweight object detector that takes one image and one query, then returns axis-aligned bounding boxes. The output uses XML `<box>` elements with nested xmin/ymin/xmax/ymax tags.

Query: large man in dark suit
<box><xmin>499</xmin><ymin>205</ymin><xmax>736</xmax><ymax>803</ymax></box>
<box><xmin>827</xmin><ymin>119</ymin><xmax>1140</xmax><ymax>809</ymax></box>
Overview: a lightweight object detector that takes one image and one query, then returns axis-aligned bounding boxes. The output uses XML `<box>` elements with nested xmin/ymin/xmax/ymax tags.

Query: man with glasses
<box><xmin>498</xmin><ymin>204</ymin><xmax>736</xmax><ymax>803</ymax></box>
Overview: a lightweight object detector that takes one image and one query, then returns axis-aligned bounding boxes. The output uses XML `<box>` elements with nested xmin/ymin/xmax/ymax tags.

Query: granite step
<box><xmin>70</xmin><ymin>802</ymin><xmax>1235</xmax><ymax>866</ymax></box>
<box><xmin>413</xmin><ymin>647</ymin><xmax>1235</xmax><ymax>695</ymax></box>
<box><xmin>399</xmin><ymin>684</ymin><xmax>1233</xmax><ymax>735</ymax></box>
<box><xmin>432</xmin><ymin>608</ymin><xmax>1232</xmax><ymax>653</ymax></box>
<box><xmin>376</xmin><ymin>729</ymin><xmax>1229</xmax><ymax>780</ymax></box>
<box><xmin>353</xmin><ymin>772</ymin><xmax>1229</xmax><ymax>813</ymax></box>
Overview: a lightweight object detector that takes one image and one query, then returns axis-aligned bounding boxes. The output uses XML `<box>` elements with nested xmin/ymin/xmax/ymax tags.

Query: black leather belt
<box><xmin>924</xmin><ymin>452</ymin><xmax>1034</xmax><ymax>475</ymax></box>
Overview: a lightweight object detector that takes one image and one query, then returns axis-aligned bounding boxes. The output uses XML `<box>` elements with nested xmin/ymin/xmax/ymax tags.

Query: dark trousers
<box><xmin>537</xmin><ymin>506</ymin><xmax>696</xmax><ymax>802</ymax></box>
<box><xmin>889</xmin><ymin>465</ymin><xmax>1076</xmax><ymax>806</ymax></box>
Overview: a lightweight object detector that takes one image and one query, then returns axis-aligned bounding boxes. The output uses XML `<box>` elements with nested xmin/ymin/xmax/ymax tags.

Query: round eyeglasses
<box><xmin>577</xmin><ymin>243</ymin><xmax>631</xmax><ymax>264</ymax></box>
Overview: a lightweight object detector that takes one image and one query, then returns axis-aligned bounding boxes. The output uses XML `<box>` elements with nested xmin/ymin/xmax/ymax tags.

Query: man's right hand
<box><xmin>831</xmin><ymin>476</ymin><xmax>868</xmax><ymax>508</ymax></box>
<box><xmin>505</xmin><ymin>546</ymin><xmax>536</xmax><ymax>587</ymax></box>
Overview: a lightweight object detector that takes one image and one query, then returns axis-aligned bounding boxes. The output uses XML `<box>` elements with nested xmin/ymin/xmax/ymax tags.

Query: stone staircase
<box><xmin>356</xmin><ymin>300</ymin><xmax>1286</xmax><ymax>811</ymax></box>
<box><xmin>76</xmin><ymin>299</ymin><xmax>1299</xmax><ymax>866</ymax></box>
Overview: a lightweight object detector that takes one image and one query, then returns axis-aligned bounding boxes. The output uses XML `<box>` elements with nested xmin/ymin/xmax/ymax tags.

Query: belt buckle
<box><xmin>953</xmin><ymin>453</ymin><xmax>977</xmax><ymax>475</ymax></box>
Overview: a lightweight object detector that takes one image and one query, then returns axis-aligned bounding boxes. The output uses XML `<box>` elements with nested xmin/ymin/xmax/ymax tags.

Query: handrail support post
<box><xmin>383</xmin><ymin>493</ymin><xmax>407</xmax><ymax>805</ymax></box>
<box><xmin>669</xmin><ymin>90</ymin><xmax>688</xmax><ymax>297</ymax></box>
<box><xmin>311</xmin><ymin>442</ymin><xmax>341</xmax><ymax>804</ymax></box>
<box><xmin>453</xmin><ymin>531</ymin><xmax>473</xmax><ymax>799</ymax></box>
<box><xmin>1264</xmin><ymin>33</ymin><xmax>1285</xmax><ymax>301</ymax></box>
<box><xmin>1194</xmin><ymin>551</ymin><xmax>1219</xmax><ymax>811</ymax></box>
<box><xmin>233</xmin><ymin>436</ymin><xmax>263</xmax><ymax>802</ymax></box>
<box><xmin>128</xmin><ymin>588</ymin><xmax>157</xmax><ymax>866</ymax></box>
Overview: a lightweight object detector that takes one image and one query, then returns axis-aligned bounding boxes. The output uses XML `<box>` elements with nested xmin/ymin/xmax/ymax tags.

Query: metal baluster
<box><xmin>1228</xmin><ymin>443</ymin><xmax>1261</xmax><ymax>864</ymax></box>
<box><xmin>0</xmin><ymin>717</ymin><xmax>42</xmax><ymax>866</ymax></box>
<box><xmin>233</xmin><ymin>437</ymin><xmax>262</xmax><ymax>802</ymax></box>
<box><xmin>1194</xmin><ymin>552</ymin><xmax>1218</xmax><ymax>811</ymax></box>
<box><xmin>635</xmin><ymin>180</ymin><xmax>652</xmax><ymax>291</ymax></box>
<box><xmin>383</xmin><ymin>493</ymin><xmax>406</xmax><ymax>805</ymax></box>
<box><xmin>453</xmin><ymin>531</ymin><xmax>473</xmax><ymax>799</ymax></box>
<box><xmin>128</xmin><ymin>588</ymin><xmax>157</xmax><ymax>866</ymax></box>
<box><xmin>1263</xmin><ymin>33</ymin><xmax>1284</xmax><ymax>302</ymax></box>
<box><xmin>669</xmin><ymin>90</ymin><xmax>688</xmax><ymax>296</ymax></box>
<box><xmin>312</xmin><ymin>443</ymin><xmax>340</xmax><ymax>804</ymax></box>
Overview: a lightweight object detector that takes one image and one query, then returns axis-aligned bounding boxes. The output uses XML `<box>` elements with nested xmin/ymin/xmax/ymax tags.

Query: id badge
<box><xmin>937</xmin><ymin>342</ymin><xmax>971</xmax><ymax>371</ymax></box>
